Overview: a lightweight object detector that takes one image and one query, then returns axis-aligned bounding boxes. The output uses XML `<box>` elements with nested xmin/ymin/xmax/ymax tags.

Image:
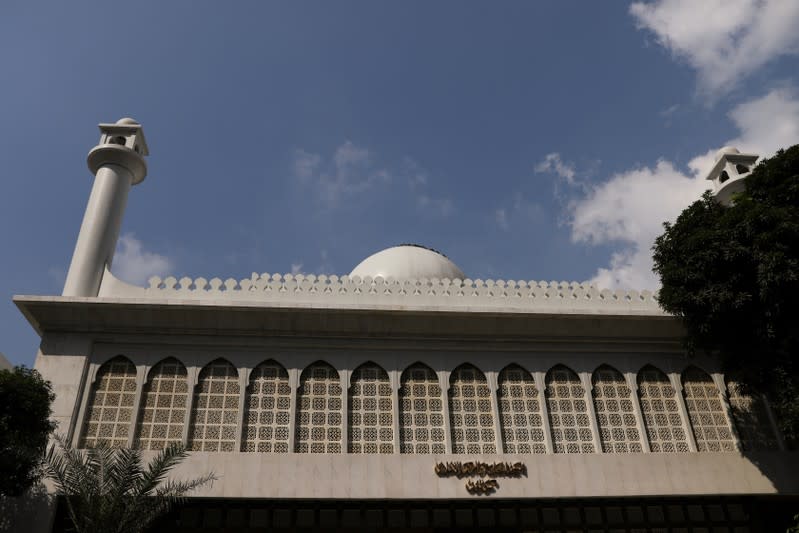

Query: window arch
<box><xmin>592</xmin><ymin>365</ymin><xmax>642</xmax><ymax>453</ymax></box>
<box><xmin>294</xmin><ymin>361</ymin><xmax>342</xmax><ymax>453</ymax></box>
<box><xmin>725</xmin><ymin>379</ymin><xmax>778</xmax><ymax>451</ymax></box>
<box><xmin>134</xmin><ymin>358</ymin><xmax>187</xmax><ymax>450</ymax></box>
<box><xmin>497</xmin><ymin>364</ymin><xmax>546</xmax><ymax>454</ymax></box>
<box><xmin>545</xmin><ymin>365</ymin><xmax>594</xmax><ymax>453</ymax></box>
<box><xmin>682</xmin><ymin>367</ymin><xmax>735</xmax><ymax>452</ymax></box>
<box><xmin>399</xmin><ymin>363</ymin><xmax>445</xmax><ymax>454</ymax></box>
<box><xmin>241</xmin><ymin>360</ymin><xmax>291</xmax><ymax>453</ymax></box>
<box><xmin>79</xmin><ymin>356</ymin><xmax>138</xmax><ymax>448</ymax></box>
<box><xmin>449</xmin><ymin>364</ymin><xmax>496</xmax><ymax>454</ymax></box>
<box><xmin>348</xmin><ymin>363</ymin><xmax>393</xmax><ymax>454</ymax></box>
<box><xmin>637</xmin><ymin>365</ymin><xmax>688</xmax><ymax>453</ymax></box>
<box><xmin>187</xmin><ymin>359</ymin><xmax>240</xmax><ymax>452</ymax></box>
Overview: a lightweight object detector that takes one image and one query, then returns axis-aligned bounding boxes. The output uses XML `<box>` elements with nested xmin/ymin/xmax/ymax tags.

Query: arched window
<box><xmin>682</xmin><ymin>367</ymin><xmax>735</xmax><ymax>452</ymax></box>
<box><xmin>399</xmin><ymin>363</ymin><xmax>445</xmax><ymax>454</ymax></box>
<box><xmin>79</xmin><ymin>356</ymin><xmax>137</xmax><ymax>448</ymax></box>
<box><xmin>592</xmin><ymin>365</ymin><xmax>642</xmax><ymax>453</ymax></box>
<box><xmin>545</xmin><ymin>365</ymin><xmax>594</xmax><ymax>453</ymax></box>
<box><xmin>497</xmin><ymin>365</ymin><xmax>546</xmax><ymax>454</ymax></box>
<box><xmin>637</xmin><ymin>366</ymin><xmax>688</xmax><ymax>453</ymax></box>
<box><xmin>726</xmin><ymin>379</ymin><xmax>778</xmax><ymax>451</ymax></box>
<box><xmin>348</xmin><ymin>363</ymin><xmax>393</xmax><ymax>454</ymax></box>
<box><xmin>187</xmin><ymin>359</ymin><xmax>240</xmax><ymax>452</ymax></box>
<box><xmin>241</xmin><ymin>360</ymin><xmax>291</xmax><ymax>453</ymax></box>
<box><xmin>294</xmin><ymin>362</ymin><xmax>342</xmax><ymax>453</ymax></box>
<box><xmin>134</xmin><ymin>358</ymin><xmax>187</xmax><ymax>450</ymax></box>
<box><xmin>449</xmin><ymin>364</ymin><xmax>496</xmax><ymax>454</ymax></box>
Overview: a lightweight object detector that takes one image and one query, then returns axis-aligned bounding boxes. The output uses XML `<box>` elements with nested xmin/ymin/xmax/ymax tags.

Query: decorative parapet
<box><xmin>115</xmin><ymin>272</ymin><xmax>665</xmax><ymax>315</ymax></box>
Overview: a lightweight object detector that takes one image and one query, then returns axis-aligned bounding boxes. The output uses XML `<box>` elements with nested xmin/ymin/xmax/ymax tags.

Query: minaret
<box><xmin>62</xmin><ymin>118</ymin><xmax>149</xmax><ymax>297</ymax></box>
<box><xmin>705</xmin><ymin>146</ymin><xmax>758</xmax><ymax>206</ymax></box>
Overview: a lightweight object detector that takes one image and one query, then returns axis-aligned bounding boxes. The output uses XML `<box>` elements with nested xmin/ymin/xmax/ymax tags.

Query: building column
<box><xmin>340</xmin><ymin>369</ymin><xmax>351</xmax><ymax>454</ymax></box>
<box><xmin>126</xmin><ymin>364</ymin><xmax>148</xmax><ymax>448</ymax></box>
<box><xmin>712</xmin><ymin>373</ymin><xmax>742</xmax><ymax>451</ymax></box>
<box><xmin>438</xmin><ymin>370</ymin><xmax>453</xmax><ymax>454</ymax></box>
<box><xmin>182</xmin><ymin>366</ymin><xmax>199</xmax><ymax>447</ymax></box>
<box><xmin>669</xmin><ymin>373</ymin><xmax>698</xmax><ymax>452</ymax></box>
<box><xmin>234</xmin><ymin>367</ymin><xmax>250</xmax><ymax>452</ymax></box>
<box><xmin>288</xmin><ymin>368</ymin><xmax>299</xmax><ymax>453</ymax></box>
<box><xmin>580</xmin><ymin>372</ymin><xmax>602</xmax><ymax>453</ymax></box>
<box><xmin>533</xmin><ymin>372</ymin><xmax>554</xmax><ymax>454</ymax></box>
<box><xmin>390</xmin><ymin>369</ymin><xmax>401</xmax><ymax>454</ymax></box>
<box><xmin>487</xmin><ymin>371</ymin><xmax>504</xmax><ymax>453</ymax></box>
<box><xmin>624</xmin><ymin>372</ymin><xmax>650</xmax><ymax>453</ymax></box>
<box><xmin>71</xmin><ymin>362</ymin><xmax>101</xmax><ymax>447</ymax></box>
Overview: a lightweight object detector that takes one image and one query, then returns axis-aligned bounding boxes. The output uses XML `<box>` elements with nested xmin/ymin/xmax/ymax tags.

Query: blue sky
<box><xmin>2</xmin><ymin>1</ymin><xmax>798</xmax><ymax>366</ymax></box>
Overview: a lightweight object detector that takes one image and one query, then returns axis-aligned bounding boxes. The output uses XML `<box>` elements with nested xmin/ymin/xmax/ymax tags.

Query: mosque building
<box><xmin>14</xmin><ymin>119</ymin><xmax>799</xmax><ymax>531</ymax></box>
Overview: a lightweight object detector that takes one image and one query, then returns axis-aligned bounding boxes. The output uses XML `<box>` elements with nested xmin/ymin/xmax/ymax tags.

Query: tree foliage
<box><xmin>44</xmin><ymin>435</ymin><xmax>216</xmax><ymax>533</ymax></box>
<box><xmin>653</xmin><ymin>145</ymin><xmax>799</xmax><ymax>446</ymax></box>
<box><xmin>0</xmin><ymin>366</ymin><xmax>56</xmax><ymax>497</ymax></box>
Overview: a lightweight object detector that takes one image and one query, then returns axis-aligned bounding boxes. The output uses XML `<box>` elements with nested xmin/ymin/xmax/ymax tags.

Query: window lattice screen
<box><xmin>348</xmin><ymin>363</ymin><xmax>393</xmax><ymax>453</ymax></box>
<box><xmin>449</xmin><ymin>364</ymin><xmax>496</xmax><ymax>454</ymax></box>
<box><xmin>726</xmin><ymin>380</ymin><xmax>778</xmax><ymax>451</ymax></box>
<box><xmin>188</xmin><ymin>359</ymin><xmax>240</xmax><ymax>452</ymax></box>
<box><xmin>242</xmin><ymin>361</ymin><xmax>291</xmax><ymax>453</ymax></box>
<box><xmin>592</xmin><ymin>366</ymin><xmax>642</xmax><ymax>453</ymax></box>
<box><xmin>134</xmin><ymin>358</ymin><xmax>187</xmax><ymax>450</ymax></box>
<box><xmin>295</xmin><ymin>362</ymin><xmax>342</xmax><ymax>453</ymax></box>
<box><xmin>399</xmin><ymin>363</ymin><xmax>446</xmax><ymax>454</ymax></box>
<box><xmin>80</xmin><ymin>356</ymin><xmax>138</xmax><ymax>448</ymax></box>
<box><xmin>545</xmin><ymin>366</ymin><xmax>594</xmax><ymax>453</ymax></box>
<box><xmin>682</xmin><ymin>367</ymin><xmax>736</xmax><ymax>452</ymax></box>
<box><xmin>637</xmin><ymin>366</ymin><xmax>689</xmax><ymax>452</ymax></box>
<box><xmin>497</xmin><ymin>365</ymin><xmax>546</xmax><ymax>454</ymax></box>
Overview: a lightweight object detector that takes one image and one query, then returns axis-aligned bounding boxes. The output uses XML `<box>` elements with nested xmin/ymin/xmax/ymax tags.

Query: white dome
<box><xmin>350</xmin><ymin>245</ymin><xmax>466</xmax><ymax>280</ymax></box>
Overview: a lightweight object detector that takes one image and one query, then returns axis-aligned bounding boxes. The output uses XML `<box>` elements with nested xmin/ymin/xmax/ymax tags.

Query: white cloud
<box><xmin>495</xmin><ymin>208</ymin><xmax>509</xmax><ymax>231</ymax></box>
<box><xmin>567</xmin><ymin>88</ymin><xmax>799</xmax><ymax>289</ymax></box>
<box><xmin>291</xmin><ymin>262</ymin><xmax>304</xmax><ymax>274</ymax></box>
<box><xmin>630</xmin><ymin>0</ymin><xmax>799</xmax><ymax>97</ymax></box>
<box><xmin>535</xmin><ymin>152</ymin><xmax>576</xmax><ymax>185</ymax></box>
<box><xmin>292</xmin><ymin>141</ymin><xmax>390</xmax><ymax>207</ymax></box>
<box><xmin>112</xmin><ymin>233</ymin><xmax>174</xmax><ymax>285</ymax></box>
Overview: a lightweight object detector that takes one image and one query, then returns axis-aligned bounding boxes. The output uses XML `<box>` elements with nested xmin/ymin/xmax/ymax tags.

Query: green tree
<box><xmin>653</xmin><ymin>145</ymin><xmax>799</xmax><ymax>447</ymax></box>
<box><xmin>44</xmin><ymin>435</ymin><xmax>216</xmax><ymax>533</ymax></box>
<box><xmin>0</xmin><ymin>366</ymin><xmax>56</xmax><ymax>497</ymax></box>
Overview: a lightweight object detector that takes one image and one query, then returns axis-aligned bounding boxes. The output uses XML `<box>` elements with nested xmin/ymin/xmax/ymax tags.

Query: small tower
<box><xmin>705</xmin><ymin>146</ymin><xmax>758</xmax><ymax>206</ymax></box>
<box><xmin>62</xmin><ymin>118</ymin><xmax>149</xmax><ymax>297</ymax></box>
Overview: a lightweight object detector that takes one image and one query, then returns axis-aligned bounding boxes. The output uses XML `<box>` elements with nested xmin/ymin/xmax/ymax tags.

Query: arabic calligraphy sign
<box><xmin>434</xmin><ymin>461</ymin><xmax>526</xmax><ymax>495</ymax></box>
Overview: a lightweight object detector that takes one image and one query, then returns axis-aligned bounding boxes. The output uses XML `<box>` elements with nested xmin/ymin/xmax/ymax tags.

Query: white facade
<box><xmin>13</xmin><ymin>120</ymin><xmax>799</xmax><ymax>532</ymax></box>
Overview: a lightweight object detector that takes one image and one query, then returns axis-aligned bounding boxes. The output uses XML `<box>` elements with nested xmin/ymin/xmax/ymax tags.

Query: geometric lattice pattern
<box><xmin>399</xmin><ymin>363</ymin><xmax>446</xmax><ymax>454</ymax></box>
<box><xmin>242</xmin><ymin>361</ymin><xmax>291</xmax><ymax>453</ymax></box>
<box><xmin>348</xmin><ymin>363</ymin><xmax>393</xmax><ymax>454</ymax></box>
<box><xmin>449</xmin><ymin>364</ymin><xmax>497</xmax><ymax>454</ymax></box>
<box><xmin>497</xmin><ymin>365</ymin><xmax>546</xmax><ymax>454</ymax></box>
<box><xmin>187</xmin><ymin>359</ymin><xmax>240</xmax><ymax>452</ymax></box>
<box><xmin>294</xmin><ymin>362</ymin><xmax>342</xmax><ymax>453</ymax></box>
<box><xmin>545</xmin><ymin>365</ymin><xmax>595</xmax><ymax>453</ymax></box>
<box><xmin>134</xmin><ymin>358</ymin><xmax>187</xmax><ymax>450</ymax></box>
<box><xmin>79</xmin><ymin>356</ymin><xmax>138</xmax><ymax>448</ymax></box>
<box><xmin>726</xmin><ymin>380</ymin><xmax>778</xmax><ymax>451</ymax></box>
<box><xmin>592</xmin><ymin>365</ymin><xmax>642</xmax><ymax>453</ymax></box>
<box><xmin>682</xmin><ymin>367</ymin><xmax>736</xmax><ymax>452</ymax></box>
<box><xmin>637</xmin><ymin>366</ymin><xmax>689</xmax><ymax>453</ymax></box>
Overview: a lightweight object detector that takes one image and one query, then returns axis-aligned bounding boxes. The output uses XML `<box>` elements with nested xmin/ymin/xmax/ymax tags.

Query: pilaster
<box><xmin>580</xmin><ymin>371</ymin><xmax>602</xmax><ymax>453</ymax></box>
<box><xmin>533</xmin><ymin>372</ymin><xmax>554</xmax><ymax>454</ymax></box>
<box><xmin>669</xmin><ymin>373</ymin><xmax>698</xmax><ymax>452</ymax></box>
<box><xmin>486</xmin><ymin>371</ymin><xmax>504</xmax><ymax>453</ymax></box>
<box><xmin>624</xmin><ymin>372</ymin><xmax>650</xmax><ymax>453</ymax></box>
<box><xmin>438</xmin><ymin>370</ymin><xmax>453</xmax><ymax>454</ymax></box>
